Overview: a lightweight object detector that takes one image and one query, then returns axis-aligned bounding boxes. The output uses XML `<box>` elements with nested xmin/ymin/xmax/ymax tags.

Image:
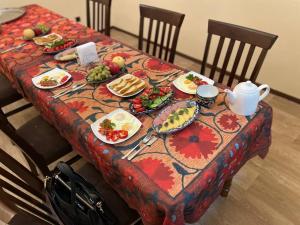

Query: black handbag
<box><xmin>45</xmin><ymin>162</ymin><xmax>118</xmax><ymax>225</ymax></box>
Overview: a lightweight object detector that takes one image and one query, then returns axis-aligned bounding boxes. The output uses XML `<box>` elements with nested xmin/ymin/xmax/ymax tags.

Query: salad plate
<box><xmin>173</xmin><ymin>71</ymin><xmax>214</xmax><ymax>94</ymax></box>
<box><xmin>91</xmin><ymin>109</ymin><xmax>142</xmax><ymax>144</ymax></box>
<box><xmin>43</xmin><ymin>39</ymin><xmax>76</xmax><ymax>54</ymax></box>
<box><xmin>32</xmin><ymin>68</ymin><xmax>72</xmax><ymax>89</ymax></box>
<box><xmin>153</xmin><ymin>100</ymin><xmax>200</xmax><ymax>134</ymax></box>
<box><xmin>129</xmin><ymin>86</ymin><xmax>173</xmax><ymax>115</ymax></box>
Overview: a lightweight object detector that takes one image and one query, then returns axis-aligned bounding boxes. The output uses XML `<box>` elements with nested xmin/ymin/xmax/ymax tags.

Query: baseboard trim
<box><xmin>111</xmin><ymin>26</ymin><xmax>299</xmax><ymax>104</ymax></box>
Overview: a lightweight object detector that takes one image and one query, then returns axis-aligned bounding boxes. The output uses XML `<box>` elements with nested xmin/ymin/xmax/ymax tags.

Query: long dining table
<box><xmin>0</xmin><ymin>4</ymin><xmax>273</xmax><ymax>225</ymax></box>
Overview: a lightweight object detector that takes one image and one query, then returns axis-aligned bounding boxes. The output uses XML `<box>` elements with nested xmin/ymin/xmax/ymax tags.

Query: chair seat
<box><xmin>0</xmin><ymin>75</ymin><xmax>22</xmax><ymax>108</ymax></box>
<box><xmin>77</xmin><ymin>163</ymin><xmax>141</xmax><ymax>225</ymax></box>
<box><xmin>16</xmin><ymin>116</ymin><xmax>72</xmax><ymax>164</ymax></box>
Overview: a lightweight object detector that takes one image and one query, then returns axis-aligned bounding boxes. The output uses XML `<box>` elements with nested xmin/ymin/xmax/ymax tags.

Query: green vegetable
<box><xmin>46</xmin><ymin>39</ymin><xmax>65</xmax><ymax>48</ymax></box>
<box><xmin>148</xmin><ymin>93</ymin><xmax>172</xmax><ymax>109</ymax></box>
<box><xmin>36</xmin><ymin>24</ymin><xmax>50</xmax><ymax>33</ymax></box>
<box><xmin>186</xmin><ymin>74</ymin><xmax>194</xmax><ymax>81</ymax></box>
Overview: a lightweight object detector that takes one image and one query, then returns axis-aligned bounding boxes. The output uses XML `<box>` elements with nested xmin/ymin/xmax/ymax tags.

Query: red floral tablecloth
<box><xmin>0</xmin><ymin>5</ymin><xmax>272</xmax><ymax>225</ymax></box>
<box><xmin>0</xmin><ymin>4</ymin><xmax>107</xmax><ymax>87</ymax></box>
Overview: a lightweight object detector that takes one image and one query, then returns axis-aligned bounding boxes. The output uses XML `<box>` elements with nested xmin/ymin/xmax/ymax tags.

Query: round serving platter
<box><xmin>0</xmin><ymin>7</ymin><xmax>26</xmax><ymax>24</ymax></box>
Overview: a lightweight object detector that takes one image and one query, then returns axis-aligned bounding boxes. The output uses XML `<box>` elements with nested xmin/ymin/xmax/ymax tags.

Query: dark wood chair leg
<box><xmin>220</xmin><ymin>178</ymin><xmax>233</xmax><ymax>197</ymax></box>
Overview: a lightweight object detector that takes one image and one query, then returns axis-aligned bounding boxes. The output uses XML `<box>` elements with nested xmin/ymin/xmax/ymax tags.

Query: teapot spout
<box><xmin>224</xmin><ymin>89</ymin><xmax>236</xmax><ymax>104</ymax></box>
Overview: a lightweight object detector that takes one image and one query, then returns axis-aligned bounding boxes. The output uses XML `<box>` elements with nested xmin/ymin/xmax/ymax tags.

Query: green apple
<box><xmin>112</xmin><ymin>56</ymin><xmax>125</xmax><ymax>68</ymax></box>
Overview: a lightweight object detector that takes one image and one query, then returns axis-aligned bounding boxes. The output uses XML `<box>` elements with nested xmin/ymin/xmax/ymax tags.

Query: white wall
<box><xmin>1</xmin><ymin>0</ymin><xmax>300</xmax><ymax>98</ymax></box>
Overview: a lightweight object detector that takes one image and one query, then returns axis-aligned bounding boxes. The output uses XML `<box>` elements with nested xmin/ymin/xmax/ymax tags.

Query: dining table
<box><xmin>0</xmin><ymin>4</ymin><xmax>273</xmax><ymax>225</ymax></box>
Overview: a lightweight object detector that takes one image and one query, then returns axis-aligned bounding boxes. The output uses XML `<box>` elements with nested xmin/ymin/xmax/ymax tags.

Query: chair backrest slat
<box><xmin>152</xmin><ymin>21</ymin><xmax>161</xmax><ymax>56</ymax></box>
<box><xmin>209</xmin><ymin>36</ymin><xmax>225</xmax><ymax>79</ymax></box>
<box><xmin>146</xmin><ymin>18</ymin><xmax>154</xmax><ymax>53</ymax></box>
<box><xmin>0</xmin><ymin>148</ymin><xmax>56</xmax><ymax>224</ymax></box>
<box><xmin>158</xmin><ymin>22</ymin><xmax>167</xmax><ymax>58</ymax></box>
<box><xmin>164</xmin><ymin>24</ymin><xmax>173</xmax><ymax>61</ymax></box>
<box><xmin>239</xmin><ymin>45</ymin><xmax>256</xmax><ymax>82</ymax></box>
<box><xmin>139</xmin><ymin>4</ymin><xmax>185</xmax><ymax>63</ymax></box>
<box><xmin>86</xmin><ymin>0</ymin><xmax>112</xmax><ymax>36</ymax></box>
<box><xmin>201</xmin><ymin>19</ymin><xmax>278</xmax><ymax>87</ymax></box>
<box><xmin>219</xmin><ymin>39</ymin><xmax>235</xmax><ymax>83</ymax></box>
<box><xmin>227</xmin><ymin>41</ymin><xmax>246</xmax><ymax>86</ymax></box>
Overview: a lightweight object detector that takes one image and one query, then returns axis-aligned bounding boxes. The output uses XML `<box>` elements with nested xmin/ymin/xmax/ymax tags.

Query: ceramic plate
<box><xmin>54</xmin><ymin>48</ymin><xmax>77</xmax><ymax>61</ymax></box>
<box><xmin>91</xmin><ymin>109</ymin><xmax>142</xmax><ymax>144</ymax></box>
<box><xmin>106</xmin><ymin>74</ymin><xmax>146</xmax><ymax>98</ymax></box>
<box><xmin>32</xmin><ymin>68</ymin><xmax>72</xmax><ymax>89</ymax></box>
<box><xmin>153</xmin><ymin>100</ymin><xmax>200</xmax><ymax>134</ymax></box>
<box><xmin>33</xmin><ymin>33</ymin><xmax>62</xmax><ymax>46</ymax></box>
<box><xmin>173</xmin><ymin>71</ymin><xmax>214</xmax><ymax>94</ymax></box>
<box><xmin>0</xmin><ymin>7</ymin><xmax>25</xmax><ymax>24</ymax></box>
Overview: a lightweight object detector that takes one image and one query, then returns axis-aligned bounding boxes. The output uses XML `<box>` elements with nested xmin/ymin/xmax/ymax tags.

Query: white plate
<box><xmin>33</xmin><ymin>33</ymin><xmax>62</xmax><ymax>46</ymax></box>
<box><xmin>91</xmin><ymin>109</ymin><xmax>142</xmax><ymax>145</ymax></box>
<box><xmin>173</xmin><ymin>71</ymin><xmax>214</xmax><ymax>94</ymax></box>
<box><xmin>106</xmin><ymin>74</ymin><xmax>146</xmax><ymax>97</ymax></box>
<box><xmin>32</xmin><ymin>68</ymin><xmax>72</xmax><ymax>89</ymax></box>
<box><xmin>54</xmin><ymin>47</ymin><xmax>77</xmax><ymax>61</ymax></box>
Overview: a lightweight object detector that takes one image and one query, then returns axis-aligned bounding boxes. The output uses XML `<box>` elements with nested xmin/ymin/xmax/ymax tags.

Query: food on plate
<box><xmin>56</xmin><ymin>48</ymin><xmax>77</xmax><ymax>61</ymax></box>
<box><xmin>153</xmin><ymin>101</ymin><xmax>199</xmax><ymax>134</ymax></box>
<box><xmin>112</xmin><ymin>56</ymin><xmax>125</xmax><ymax>68</ymax></box>
<box><xmin>87</xmin><ymin>65</ymin><xmax>111</xmax><ymax>83</ymax></box>
<box><xmin>108</xmin><ymin>74</ymin><xmax>146</xmax><ymax>96</ymax></box>
<box><xmin>23</xmin><ymin>28</ymin><xmax>35</xmax><ymax>40</ymax></box>
<box><xmin>159</xmin><ymin>106</ymin><xmax>196</xmax><ymax>132</ymax></box>
<box><xmin>43</xmin><ymin>39</ymin><xmax>76</xmax><ymax>53</ymax></box>
<box><xmin>33</xmin><ymin>24</ymin><xmax>50</xmax><ymax>36</ymax></box>
<box><xmin>38</xmin><ymin>73</ymin><xmax>69</xmax><ymax>87</ymax></box>
<box><xmin>103</xmin><ymin>60</ymin><xmax>120</xmax><ymax>75</ymax></box>
<box><xmin>33</xmin><ymin>33</ymin><xmax>62</xmax><ymax>45</ymax></box>
<box><xmin>131</xmin><ymin>86</ymin><xmax>173</xmax><ymax>113</ymax></box>
<box><xmin>186</xmin><ymin>74</ymin><xmax>208</xmax><ymax>86</ymax></box>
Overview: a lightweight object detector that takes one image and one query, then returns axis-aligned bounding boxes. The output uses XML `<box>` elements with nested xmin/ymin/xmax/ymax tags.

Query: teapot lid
<box><xmin>235</xmin><ymin>81</ymin><xmax>258</xmax><ymax>94</ymax></box>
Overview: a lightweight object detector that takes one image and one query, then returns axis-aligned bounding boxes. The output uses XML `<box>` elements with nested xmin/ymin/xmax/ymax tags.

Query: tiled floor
<box><xmin>0</xmin><ymin>29</ymin><xmax>300</xmax><ymax>225</ymax></box>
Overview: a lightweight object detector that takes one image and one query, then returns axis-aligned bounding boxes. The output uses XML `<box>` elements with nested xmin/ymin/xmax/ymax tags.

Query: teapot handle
<box><xmin>258</xmin><ymin>84</ymin><xmax>270</xmax><ymax>102</ymax></box>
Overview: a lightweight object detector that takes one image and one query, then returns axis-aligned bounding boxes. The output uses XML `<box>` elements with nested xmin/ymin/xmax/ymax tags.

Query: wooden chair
<box><xmin>0</xmin><ymin>148</ymin><xmax>58</xmax><ymax>225</ymax></box>
<box><xmin>0</xmin><ymin>111</ymin><xmax>80</xmax><ymax>177</ymax></box>
<box><xmin>138</xmin><ymin>4</ymin><xmax>185</xmax><ymax>63</ymax></box>
<box><xmin>200</xmin><ymin>19</ymin><xmax>278</xmax><ymax>87</ymax></box>
<box><xmin>86</xmin><ymin>0</ymin><xmax>112</xmax><ymax>36</ymax></box>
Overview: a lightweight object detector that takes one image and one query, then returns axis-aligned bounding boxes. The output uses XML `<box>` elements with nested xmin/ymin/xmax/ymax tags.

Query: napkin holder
<box><xmin>76</xmin><ymin>42</ymin><xmax>98</xmax><ymax>66</ymax></box>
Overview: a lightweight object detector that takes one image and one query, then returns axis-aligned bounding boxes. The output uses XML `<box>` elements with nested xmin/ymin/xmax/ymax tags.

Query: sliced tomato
<box><xmin>110</xmin><ymin>131</ymin><xmax>119</xmax><ymax>142</ymax></box>
<box><xmin>135</xmin><ymin>107</ymin><xmax>145</xmax><ymax>112</ymax></box>
<box><xmin>118</xmin><ymin>130</ymin><xmax>128</xmax><ymax>139</ymax></box>
<box><xmin>60</xmin><ymin>75</ymin><xmax>69</xmax><ymax>83</ymax></box>
<box><xmin>133</xmin><ymin>103</ymin><xmax>142</xmax><ymax>109</ymax></box>
<box><xmin>132</xmin><ymin>98</ymin><xmax>142</xmax><ymax>104</ymax></box>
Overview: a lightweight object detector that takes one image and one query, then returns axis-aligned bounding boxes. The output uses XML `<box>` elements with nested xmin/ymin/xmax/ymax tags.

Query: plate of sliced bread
<box><xmin>106</xmin><ymin>74</ymin><xmax>146</xmax><ymax>97</ymax></box>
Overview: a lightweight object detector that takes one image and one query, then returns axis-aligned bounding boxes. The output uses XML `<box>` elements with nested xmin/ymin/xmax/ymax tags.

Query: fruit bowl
<box><xmin>86</xmin><ymin>65</ymin><xmax>127</xmax><ymax>85</ymax></box>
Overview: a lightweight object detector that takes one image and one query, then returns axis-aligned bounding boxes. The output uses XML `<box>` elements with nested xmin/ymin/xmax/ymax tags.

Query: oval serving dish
<box><xmin>129</xmin><ymin>88</ymin><xmax>174</xmax><ymax>115</ymax></box>
<box><xmin>152</xmin><ymin>100</ymin><xmax>200</xmax><ymax>134</ymax></box>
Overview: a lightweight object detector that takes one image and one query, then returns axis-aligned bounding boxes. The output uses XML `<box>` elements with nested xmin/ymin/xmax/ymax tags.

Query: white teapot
<box><xmin>224</xmin><ymin>81</ymin><xmax>270</xmax><ymax>116</ymax></box>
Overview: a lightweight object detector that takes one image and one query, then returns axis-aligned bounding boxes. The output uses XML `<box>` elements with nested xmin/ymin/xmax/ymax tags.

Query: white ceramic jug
<box><xmin>224</xmin><ymin>81</ymin><xmax>270</xmax><ymax>116</ymax></box>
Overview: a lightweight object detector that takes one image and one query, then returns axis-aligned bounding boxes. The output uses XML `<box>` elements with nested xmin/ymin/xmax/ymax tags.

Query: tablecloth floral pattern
<box><xmin>0</xmin><ymin>5</ymin><xmax>272</xmax><ymax>225</ymax></box>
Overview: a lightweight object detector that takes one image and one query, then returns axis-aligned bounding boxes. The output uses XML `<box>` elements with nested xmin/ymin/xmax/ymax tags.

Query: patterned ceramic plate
<box><xmin>91</xmin><ymin>109</ymin><xmax>142</xmax><ymax>144</ymax></box>
<box><xmin>32</xmin><ymin>68</ymin><xmax>72</xmax><ymax>89</ymax></box>
<box><xmin>129</xmin><ymin>88</ymin><xmax>174</xmax><ymax>115</ymax></box>
<box><xmin>153</xmin><ymin>100</ymin><xmax>200</xmax><ymax>134</ymax></box>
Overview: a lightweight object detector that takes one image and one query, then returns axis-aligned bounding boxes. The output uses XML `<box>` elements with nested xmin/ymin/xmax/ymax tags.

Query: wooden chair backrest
<box><xmin>139</xmin><ymin>4</ymin><xmax>185</xmax><ymax>63</ymax></box>
<box><xmin>201</xmin><ymin>19</ymin><xmax>278</xmax><ymax>87</ymax></box>
<box><xmin>86</xmin><ymin>0</ymin><xmax>112</xmax><ymax>36</ymax></box>
<box><xmin>0</xmin><ymin>148</ymin><xmax>56</xmax><ymax>224</ymax></box>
